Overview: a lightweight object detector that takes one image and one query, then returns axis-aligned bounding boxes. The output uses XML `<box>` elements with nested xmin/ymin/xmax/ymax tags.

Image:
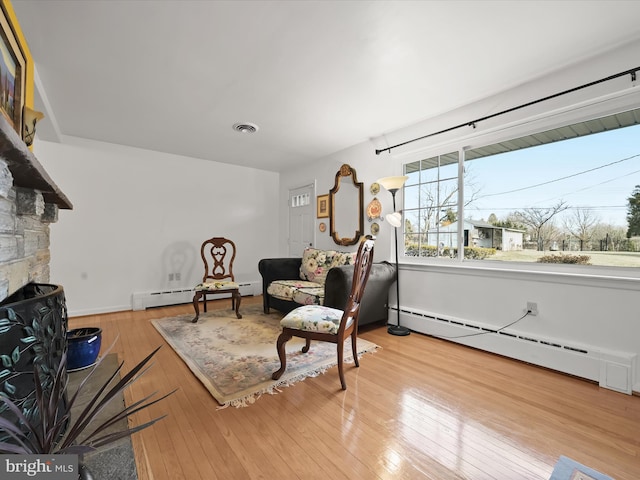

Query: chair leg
<box><xmin>272</xmin><ymin>331</ymin><xmax>292</xmax><ymax>380</ymax></box>
<box><xmin>203</xmin><ymin>293</ymin><xmax>207</xmax><ymax>313</ymax></box>
<box><xmin>351</xmin><ymin>330</ymin><xmax>359</xmax><ymax>368</ymax></box>
<box><xmin>337</xmin><ymin>341</ymin><xmax>346</xmax><ymax>390</ymax></box>
<box><xmin>191</xmin><ymin>291</ymin><xmax>203</xmax><ymax>323</ymax></box>
<box><xmin>302</xmin><ymin>338</ymin><xmax>311</xmax><ymax>353</ymax></box>
<box><xmin>263</xmin><ymin>296</ymin><xmax>270</xmax><ymax>314</ymax></box>
<box><xmin>232</xmin><ymin>291</ymin><xmax>242</xmax><ymax>319</ymax></box>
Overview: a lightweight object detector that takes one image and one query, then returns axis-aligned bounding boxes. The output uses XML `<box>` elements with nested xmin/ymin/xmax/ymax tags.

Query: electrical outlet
<box><xmin>168</xmin><ymin>273</ymin><xmax>174</xmax><ymax>281</ymax></box>
<box><xmin>526</xmin><ymin>301</ymin><xmax>538</xmax><ymax>316</ymax></box>
<box><xmin>175</xmin><ymin>273</ymin><xmax>181</xmax><ymax>281</ymax></box>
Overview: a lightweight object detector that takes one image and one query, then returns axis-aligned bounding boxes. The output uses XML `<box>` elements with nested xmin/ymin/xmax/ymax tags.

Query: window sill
<box><xmin>400</xmin><ymin>257</ymin><xmax>640</xmax><ymax>291</ymax></box>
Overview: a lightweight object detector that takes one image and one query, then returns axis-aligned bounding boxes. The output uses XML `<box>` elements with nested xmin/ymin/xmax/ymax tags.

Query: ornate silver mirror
<box><xmin>329</xmin><ymin>164</ymin><xmax>364</xmax><ymax>246</ymax></box>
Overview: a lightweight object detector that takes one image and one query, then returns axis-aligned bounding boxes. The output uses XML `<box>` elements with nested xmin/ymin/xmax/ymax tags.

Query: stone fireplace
<box><xmin>0</xmin><ymin>114</ymin><xmax>73</xmax><ymax>445</ymax></box>
<box><xmin>0</xmin><ymin>116</ymin><xmax>72</xmax><ymax>301</ymax></box>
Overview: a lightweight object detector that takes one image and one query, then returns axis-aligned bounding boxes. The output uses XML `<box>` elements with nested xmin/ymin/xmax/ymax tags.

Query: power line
<box><xmin>431</xmin><ymin>311</ymin><xmax>531</xmax><ymax>340</ymax></box>
<box><xmin>465</xmin><ymin>205</ymin><xmax>626</xmax><ymax>211</ymax></box>
<box><xmin>476</xmin><ymin>153</ymin><xmax>640</xmax><ymax>199</ymax></box>
<box><xmin>534</xmin><ymin>167</ymin><xmax>640</xmax><ymax>206</ymax></box>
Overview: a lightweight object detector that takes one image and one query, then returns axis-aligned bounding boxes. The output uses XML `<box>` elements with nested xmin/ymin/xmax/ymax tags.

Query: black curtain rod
<box><xmin>375</xmin><ymin>66</ymin><xmax>640</xmax><ymax>155</ymax></box>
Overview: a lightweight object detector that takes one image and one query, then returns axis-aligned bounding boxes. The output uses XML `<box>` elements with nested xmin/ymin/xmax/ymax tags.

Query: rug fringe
<box><xmin>217</xmin><ymin>348</ymin><xmax>379</xmax><ymax>409</ymax></box>
<box><xmin>217</xmin><ymin>366</ymin><xmax>329</xmax><ymax>409</ymax></box>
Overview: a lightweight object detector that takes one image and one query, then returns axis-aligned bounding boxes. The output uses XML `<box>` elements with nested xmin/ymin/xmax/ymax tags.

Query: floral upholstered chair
<box><xmin>191</xmin><ymin>237</ymin><xmax>241</xmax><ymax>323</ymax></box>
<box><xmin>271</xmin><ymin>237</ymin><xmax>375</xmax><ymax>390</ymax></box>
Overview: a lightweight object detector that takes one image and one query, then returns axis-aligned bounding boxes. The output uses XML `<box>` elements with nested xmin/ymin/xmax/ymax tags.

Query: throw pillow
<box><xmin>299</xmin><ymin>248</ymin><xmax>357</xmax><ymax>285</ymax></box>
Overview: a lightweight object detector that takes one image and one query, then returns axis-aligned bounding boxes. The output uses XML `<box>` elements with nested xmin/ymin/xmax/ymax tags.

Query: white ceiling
<box><xmin>11</xmin><ymin>0</ymin><xmax>640</xmax><ymax>172</ymax></box>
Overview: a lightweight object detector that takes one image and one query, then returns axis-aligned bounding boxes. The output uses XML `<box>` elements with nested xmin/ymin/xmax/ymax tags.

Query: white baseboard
<box><xmin>392</xmin><ymin>306</ymin><xmax>636</xmax><ymax>395</ymax></box>
<box><xmin>131</xmin><ymin>281</ymin><xmax>260</xmax><ymax>311</ymax></box>
<box><xmin>67</xmin><ymin>304</ymin><xmax>132</xmax><ymax>318</ymax></box>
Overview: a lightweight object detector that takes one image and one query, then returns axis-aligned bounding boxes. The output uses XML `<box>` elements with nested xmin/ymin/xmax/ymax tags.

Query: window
<box><xmin>401</xmin><ymin>107</ymin><xmax>640</xmax><ymax>269</ymax></box>
<box><xmin>291</xmin><ymin>192</ymin><xmax>310</xmax><ymax>207</ymax></box>
<box><xmin>403</xmin><ymin>152</ymin><xmax>460</xmax><ymax>258</ymax></box>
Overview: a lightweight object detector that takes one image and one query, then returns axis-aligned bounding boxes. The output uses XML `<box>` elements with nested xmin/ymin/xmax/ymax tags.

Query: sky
<box><xmin>464</xmin><ymin>123</ymin><xmax>640</xmax><ymax>229</ymax></box>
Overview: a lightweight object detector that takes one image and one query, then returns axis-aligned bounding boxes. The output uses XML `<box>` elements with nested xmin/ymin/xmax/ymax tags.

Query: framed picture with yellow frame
<box><xmin>0</xmin><ymin>3</ymin><xmax>26</xmax><ymax>138</ymax></box>
<box><xmin>317</xmin><ymin>194</ymin><xmax>329</xmax><ymax>218</ymax></box>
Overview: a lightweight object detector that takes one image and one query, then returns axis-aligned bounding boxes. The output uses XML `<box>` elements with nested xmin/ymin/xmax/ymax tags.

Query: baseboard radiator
<box><xmin>393</xmin><ymin>306</ymin><xmax>637</xmax><ymax>395</ymax></box>
<box><xmin>132</xmin><ymin>281</ymin><xmax>259</xmax><ymax>311</ymax></box>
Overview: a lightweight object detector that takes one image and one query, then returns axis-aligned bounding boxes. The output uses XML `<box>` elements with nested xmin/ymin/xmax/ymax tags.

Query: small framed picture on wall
<box><xmin>317</xmin><ymin>194</ymin><xmax>329</xmax><ymax>218</ymax></box>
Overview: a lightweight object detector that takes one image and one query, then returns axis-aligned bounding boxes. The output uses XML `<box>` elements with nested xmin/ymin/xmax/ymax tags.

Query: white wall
<box><xmin>279</xmin><ymin>38</ymin><xmax>640</xmax><ymax>392</ymax></box>
<box><xmin>33</xmin><ymin>137</ymin><xmax>280</xmax><ymax>317</ymax></box>
<box><xmin>279</xmin><ymin>141</ymin><xmax>400</xmax><ymax>262</ymax></box>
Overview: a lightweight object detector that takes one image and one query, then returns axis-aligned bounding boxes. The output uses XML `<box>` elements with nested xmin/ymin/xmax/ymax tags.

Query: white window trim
<box><xmin>401</xmin><ymin>254</ymin><xmax>640</xmax><ymax>289</ymax></box>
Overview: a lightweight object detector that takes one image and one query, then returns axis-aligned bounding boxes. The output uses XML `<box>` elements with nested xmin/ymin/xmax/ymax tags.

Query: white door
<box><xmin>288</xmin><ymin>184</ymin><xmax>314</xmax><ymax>256</ymax></box>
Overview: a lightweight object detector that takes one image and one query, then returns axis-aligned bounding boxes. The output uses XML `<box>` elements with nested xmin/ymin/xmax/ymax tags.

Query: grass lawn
<box><xmin>491</xmin><ymin>249</ymin><xmax>640</xmax><ymax>267</ymax></box>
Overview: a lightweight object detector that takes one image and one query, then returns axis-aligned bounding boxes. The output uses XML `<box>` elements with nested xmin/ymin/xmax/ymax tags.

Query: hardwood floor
<box><xmin>71</xmin><ymin>296</ymin><xmax>640</xmax><ymax>480</ymax></box>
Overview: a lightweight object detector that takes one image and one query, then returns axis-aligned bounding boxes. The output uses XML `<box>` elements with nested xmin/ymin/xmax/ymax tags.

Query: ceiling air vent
<box><xmin>232</xmin><ymin>122</ymin><xmax>259</xmax><ymax>133</ymax></box>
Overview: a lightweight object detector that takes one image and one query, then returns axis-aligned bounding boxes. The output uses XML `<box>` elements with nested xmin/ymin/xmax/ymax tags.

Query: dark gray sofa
<box><xmin>258</xmin><ymin>258</ymin><xmax>396</xmax><ymax>327</ymax></box>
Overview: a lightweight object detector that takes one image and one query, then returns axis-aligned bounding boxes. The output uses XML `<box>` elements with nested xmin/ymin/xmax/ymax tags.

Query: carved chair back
<box><xmin>201</xmin><ymin>237</ymin><xmax>236</xmax><ymax>283</ymax></box>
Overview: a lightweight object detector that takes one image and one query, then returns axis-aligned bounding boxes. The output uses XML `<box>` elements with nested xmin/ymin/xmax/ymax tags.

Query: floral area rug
<box><xmin>150</xmin><ymin>304</ymin><xmax>379</xmax><ymax>408</ymax></box>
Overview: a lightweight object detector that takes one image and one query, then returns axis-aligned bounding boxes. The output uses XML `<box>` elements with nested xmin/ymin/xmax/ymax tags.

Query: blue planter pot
<box><xmin>67</xmin><ymin>328</ymin><xmax>102</xmax><ymax>371</ymax></box>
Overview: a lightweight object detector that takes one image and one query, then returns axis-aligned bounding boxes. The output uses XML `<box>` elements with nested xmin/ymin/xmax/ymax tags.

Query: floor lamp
<box><xmin>377</xmin><ymin>176</ymin><xmax>410</xmax><ymax>336</ymax></box>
